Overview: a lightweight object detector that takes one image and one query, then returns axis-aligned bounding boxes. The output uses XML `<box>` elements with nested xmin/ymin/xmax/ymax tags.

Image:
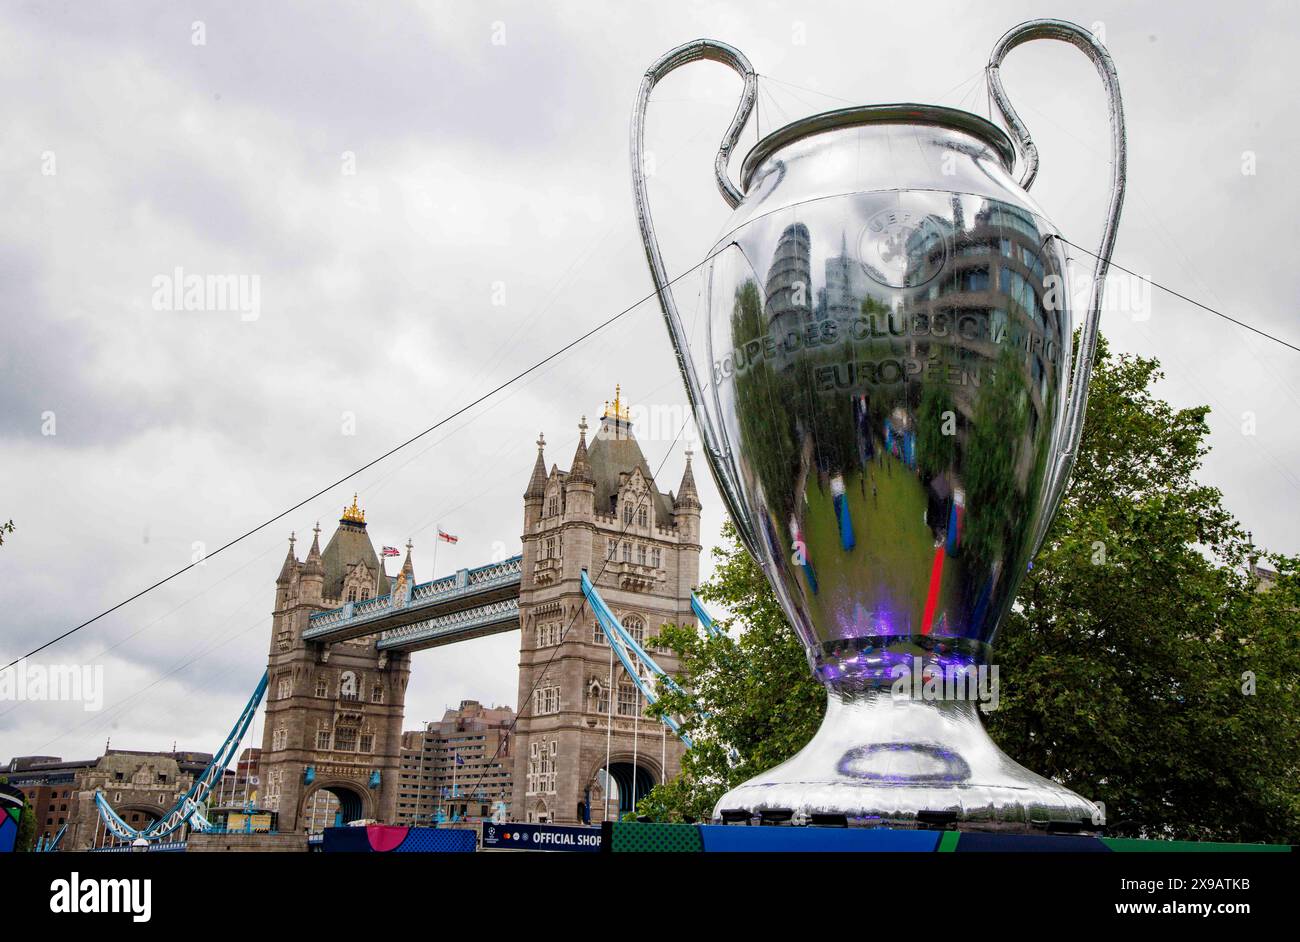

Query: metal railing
<box><xmin>377</xmin><ymin>598</ymin><xmax>520</xmax><ymax>650</ymax></box>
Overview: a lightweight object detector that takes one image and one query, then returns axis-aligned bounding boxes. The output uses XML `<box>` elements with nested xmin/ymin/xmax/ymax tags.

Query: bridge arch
<box><xmin>300</xmin><ymin>779</ymin><xmax>374</xmax><ymax>829</ymax></box>
<box><xmin>582</xmin><ymin>753</ymin><xmax>662</xmax><ymax>823</ymax></box>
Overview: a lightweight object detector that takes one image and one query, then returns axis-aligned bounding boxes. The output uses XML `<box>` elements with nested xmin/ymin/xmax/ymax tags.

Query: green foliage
<box><xmin>641</xmin><ymin>522</ymin><xmax>825</xmax><ymax>818</ymax></box>
<box><xmin>0</xmin><ymin>519</ymin><xmax>13</xmax><ymax>547</ymax></box>
<box><xmin>989</xmin><ymin>337</ymin><xmax>1300</xmax><ymax>842</ymax></box>
<box><xmin>962</xmin><ymin>343</ymin><xmax>1033</xmax><ymax>573</ymax></box>
<box><xmin>915</xmin><ymin>379</ymin><xmax>956</xmax><ymax>481</ymax></box>
<box><xmin>637</xmin><ymin>337</ymin><xmax>1300</xmax><ymax>843</ymax></box>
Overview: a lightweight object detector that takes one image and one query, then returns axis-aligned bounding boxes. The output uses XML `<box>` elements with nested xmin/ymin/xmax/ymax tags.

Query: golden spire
<box><xmin>342</xmin><ymin>492</ymin><xmax>366</xmax><ymax>524</ymax></box>
<box><xmin>602</xmin><ymin>384</ymin><xmax>630</xmax><ymax>422</ymax></box>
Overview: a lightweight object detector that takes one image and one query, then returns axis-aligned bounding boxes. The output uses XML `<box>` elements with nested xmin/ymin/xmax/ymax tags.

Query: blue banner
<box><xmin>481</xmin><ymin>821</ymin><xmax>603</xmax><ymax>852</ymax></box>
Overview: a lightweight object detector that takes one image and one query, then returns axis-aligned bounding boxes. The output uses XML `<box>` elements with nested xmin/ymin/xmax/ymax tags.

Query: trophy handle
<box><xmin>631</xmin><ymin>39</ymin><xmax>762</xmax><ymax>557</ymax></box>
<box><xmin>986</xmin><ymin>19</ymin><xmax>1127</xmax><ymax>555</ymax></box>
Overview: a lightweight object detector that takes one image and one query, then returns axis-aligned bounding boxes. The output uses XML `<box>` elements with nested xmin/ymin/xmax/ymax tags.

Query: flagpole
<box><xmin>432</xmin><ymin>522</ymin><xmax>440</xmax><ymax>580</ymax></box>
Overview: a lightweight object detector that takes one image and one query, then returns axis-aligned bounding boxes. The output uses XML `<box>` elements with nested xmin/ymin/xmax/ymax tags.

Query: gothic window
<box><xmin>527</xmin><ymin>739</ymin><xmax>558</xmax><ymax>794</ymax></box>
<box><xmin>651</xmin><ymin>547</ymin><xmax>662</xmax><ymax>568</ymax></box>
<box><xmin>371</xmin><ymin>683</ymin><xmax>384</xmax><ymax>703</ymax></box>
<box><xmin>334</xmin><ymin>723</ymin><xmax>358</xmax><ymax>752</ymax></box>
<box><xmin>316</xmin><ymin>727</ymin><xmax>331</xmax><ymax>750</ymax></box>
<box><xmin>548</xmin><ymin>496</ymin><xmax>559</xmax><ymax>516</ymax></box>
<box><xmin>340</xmin><ymin>671</ymin><xmax>358</xmax><ymax>701</ymax></box>
<box><xmin>359</xmin><ymin>730</ymin><xmax>374</xmax><ymax>754</ymax></box>
<box><xmin>360</xmin><ymin>589</ymin><xmax>371</xmax><ymax>601</ymax></box>
<box><xmin>622</xmin><ymin>613</ymin><xmax>646</xmax><ymax>646</ymax></box>
<box><xmin>606</xmin><ymin>538</ymin><xmax>617</xmax><ymax>560</ymax></box>
<box><xmin>277</xmin><ymin>676</ymin><xmax>291</xmax><ymax>700</ymax></box>
<box><xmin>617</xmin><ymin>681</ymin><xmax>639</xmax><ymax>717</ymax></box>
<box><xmin>347</xmin><ymin>588</ymin><xmax>357</xmax><ymax>603</ymax></box>
<box><xmin>637</xmin><ymin>506</ymin><xmax>648</xmax><ymax>527</ymax></box>
<box><xmin>593</xmin><ymin>622</ymin><xmax>605</xmax><ymax>645</ymax></box>
<box><xmin>621</xmin><ymin>542</ymin><xmax>631</xmax><ymax>562</ymax></box>
<box><xmin>533</xmin><ymin>685</ymin><xmax>560</xmax><ymax>715</ymax></box>
<box><xmin>272</xmin><ymin>725</ymin><xmax>287</xmax><ymax>751</ymax></box>
<box><xmin>623</xmin><ymin>502</ymin><xmax>633</xmax><ymax>525</ymax></box>
<box><xmin>315</xmin><ymin>676</ymin><xmax>328</xmax><ymax>698</ymax></box>
<box><xmin>637</xmin><ymin>545</ymin><xmax>647</xmax><ymax>566</ymax></box>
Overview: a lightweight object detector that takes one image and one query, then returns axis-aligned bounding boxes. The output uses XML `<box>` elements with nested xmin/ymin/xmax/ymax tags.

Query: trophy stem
<box><xmin>713</xmin><ymin>681</ymin><xmax>1100</xmax><ymax>831</ymax></box>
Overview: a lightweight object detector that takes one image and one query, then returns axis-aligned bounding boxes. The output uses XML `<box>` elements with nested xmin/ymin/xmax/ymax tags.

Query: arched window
<box><xmin>347</xmin><ymin>588</ymin><xmax>357</xmax><ymax>603</ymax></box>
<box><xmin>621</xmin><ymin>614</ymin><xmax>646</xmax><ymax>646</ymax></box>
<box><xmin>623</xmin><ymin>502</ymin><xmax>633</xmax><ymax>525</ymax></box>
<box><xmin>637</xmin><ymin>506</ymin><xmax>648</xmax><ymax>527</ymax></box>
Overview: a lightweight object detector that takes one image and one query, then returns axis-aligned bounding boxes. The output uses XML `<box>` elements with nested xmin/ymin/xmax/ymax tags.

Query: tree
<box><xmin>0</xmin><ymin>519</ymin><xmax>13</xmax><ymax>547</ymax></box>
<box><xmin>641</xmin><ymin>337</ymin><xmax>1300</xmax><ymax>843</ymax></box>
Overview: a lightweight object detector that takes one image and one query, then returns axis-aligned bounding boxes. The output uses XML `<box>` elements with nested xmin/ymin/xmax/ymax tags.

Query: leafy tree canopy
<box><xmin>641</xmin><ymin>337</ymin><xmax>1300</xmax><ymax>843</ymax></box>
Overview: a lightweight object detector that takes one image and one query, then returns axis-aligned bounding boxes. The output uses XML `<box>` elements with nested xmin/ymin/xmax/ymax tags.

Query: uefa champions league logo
<box><xmin>859</xmin><ymin>208</ymin><xmax>948</xmax><ymax>289</ymax></box>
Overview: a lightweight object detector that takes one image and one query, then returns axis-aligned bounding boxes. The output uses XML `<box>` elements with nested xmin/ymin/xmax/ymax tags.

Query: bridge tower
<box><xmin>259</xmin><ymin>497</ymin><xmax>411</xmax><ymax>831</ymax></box>
<box><xmin>511</xmin><ymin>390</ymin><xmax>700</xmax><ymax>824</ymax></box>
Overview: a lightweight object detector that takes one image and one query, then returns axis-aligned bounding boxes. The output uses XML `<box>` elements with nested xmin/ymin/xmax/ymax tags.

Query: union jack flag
<box><xmin>381</xmin><ymin>546</ymin><xmax>401</xmax><ymax>557</ymax></box>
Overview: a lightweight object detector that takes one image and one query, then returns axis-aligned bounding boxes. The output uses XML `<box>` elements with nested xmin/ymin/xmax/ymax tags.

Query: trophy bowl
<box><xmin>632</xmin><ymin>21</ymin><xmax>1125</xmax><ymax>829</ymax></box>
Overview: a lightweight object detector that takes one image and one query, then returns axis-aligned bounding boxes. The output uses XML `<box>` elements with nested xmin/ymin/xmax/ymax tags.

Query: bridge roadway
<box><xmin>301</xmin><ymin>555</ymin><xmax>522</xmax><ymax>653</ymax></box>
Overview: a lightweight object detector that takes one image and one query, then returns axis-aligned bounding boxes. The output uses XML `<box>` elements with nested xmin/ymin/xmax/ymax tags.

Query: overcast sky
<box><xmin>2</xmin><ymin>0</ymin><xmax>1298</xmax><ymax>763</ymax></box>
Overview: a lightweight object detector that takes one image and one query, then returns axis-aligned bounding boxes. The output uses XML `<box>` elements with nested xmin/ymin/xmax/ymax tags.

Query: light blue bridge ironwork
<box><xmin>303</xmin><ymin>555</ymin><xmax>523</xmax><ymax>652</ymax></box>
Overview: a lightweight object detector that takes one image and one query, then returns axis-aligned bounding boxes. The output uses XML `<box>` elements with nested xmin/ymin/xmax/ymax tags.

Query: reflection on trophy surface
<box><xmin>633</xmin><ymin>20</ymin><xmax>1126</xmax><ymax>828</ymax></box>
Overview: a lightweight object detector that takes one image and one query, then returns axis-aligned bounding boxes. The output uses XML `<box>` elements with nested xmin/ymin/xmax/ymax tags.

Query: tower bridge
<box><xmin>301</xmin><ymin>555</ymin><xmax>524</xmax><ymax>650</ymax></box>
<box><xmin>254</xmin><ymin>390</ymin><xmax>700</xmax><ymax>831</ymax></box>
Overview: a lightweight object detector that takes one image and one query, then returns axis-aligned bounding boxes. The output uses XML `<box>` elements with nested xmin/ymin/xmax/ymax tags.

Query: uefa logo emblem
<box><xmin>858</xmin><ymin>208</ymin><xmax>948</xmax><ymax>289</ymax></box>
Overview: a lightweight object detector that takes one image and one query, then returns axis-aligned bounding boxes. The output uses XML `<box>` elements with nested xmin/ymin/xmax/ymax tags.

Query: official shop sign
<box><xmin>481</xmin><ymin>822</ymin><xmax>602</xmax><ymax>852</ymax></box>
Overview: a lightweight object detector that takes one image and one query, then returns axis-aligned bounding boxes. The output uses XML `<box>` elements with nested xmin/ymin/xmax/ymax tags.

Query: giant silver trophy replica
<box><xmin>632</xmin><ymin>19</ymin><xmax>1125</xmax><ymax>829</ymax></box>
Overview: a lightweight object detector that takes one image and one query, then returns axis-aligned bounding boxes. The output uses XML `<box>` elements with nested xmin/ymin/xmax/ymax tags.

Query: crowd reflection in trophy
<box><xmin>717</xmin><ymin>194</ymin><xmax>1067</xmax><ymax>682</ymax></box>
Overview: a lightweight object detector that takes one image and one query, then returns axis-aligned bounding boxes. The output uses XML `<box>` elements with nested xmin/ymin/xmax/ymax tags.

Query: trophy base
<box><xmin>712</xmin><ymin>686</ymin><xmax>1100</xmax><ymax>832</ymax></box>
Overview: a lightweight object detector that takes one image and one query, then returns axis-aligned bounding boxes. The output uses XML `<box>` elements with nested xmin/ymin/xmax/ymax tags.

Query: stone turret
<box><xmin>299</xmin><ymin>524</ymin><xmax>325</xmax><ymax>605</ymax></box>
<box><xmin>673</xmin><ymin>450</ymin><xmax>703</xmax><ymax>590</ymax></box>
<box><xmin>563</xmin><ymin>418</ymin><xmax>595</xmax><ymax>583</ymax></box>
<box><xmin>400</xmin><ymin>540</ymin><xmax>415</xmax><ymax>584</ymax></box>
<box><xmin>275</xmin><ymin>533</ymin><xmax>299</xmax><ymax>611</ymax></box>
<box><xmin>523</xmin><ymin>433</ymin><xmax>548</xmax><ymax>531</ymax></box>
